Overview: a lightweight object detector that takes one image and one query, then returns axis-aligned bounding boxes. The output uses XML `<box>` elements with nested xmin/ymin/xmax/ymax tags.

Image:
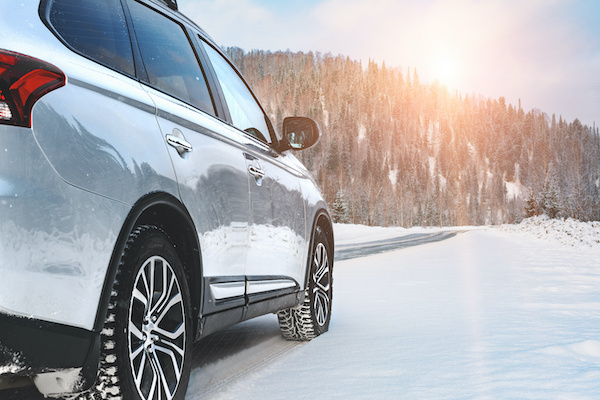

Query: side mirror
<box><xmin>277</xmin><ymin>117</ymin><xmax>321</xmax><ymax>152</ymax></box>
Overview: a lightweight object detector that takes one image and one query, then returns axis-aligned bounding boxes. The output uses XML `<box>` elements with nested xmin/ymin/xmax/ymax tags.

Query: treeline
<box><xmin>226</xmin><ymin>47</ymin><xmax>600</xmax><ymax>226</ymax></box>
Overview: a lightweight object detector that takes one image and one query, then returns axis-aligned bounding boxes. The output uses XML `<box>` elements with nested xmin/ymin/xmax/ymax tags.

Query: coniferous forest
<box><xmin>226</xmin><ymin>48</ymin><xmax>600</xmax><ymax>227</ymax></box>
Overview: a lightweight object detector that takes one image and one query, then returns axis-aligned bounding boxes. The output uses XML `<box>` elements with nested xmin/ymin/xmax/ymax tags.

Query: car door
<box><xmin>126</xmin><ymin>0</ymin><xmax>250</xmax><ymax>315</ymax></box>
<box><xmin>200</xmin><ymin>42</ymin><xmax>309</xmax><ymax>303</ymax></box>
<box><xmin>243</xmin><ymin>143</ymin><xmax>309</xmax><ymax>303</ymax></box>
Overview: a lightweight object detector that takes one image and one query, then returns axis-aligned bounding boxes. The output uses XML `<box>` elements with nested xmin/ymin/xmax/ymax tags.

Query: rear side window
<box><xmin>47</xmin><ymin>0</ymin><xmax>135</xmax><ymax>76</ymax></box>
<box><xmin>127</xmin><ymin>0</ymin><xmax>215</xmax><ymax>115</ymax></box>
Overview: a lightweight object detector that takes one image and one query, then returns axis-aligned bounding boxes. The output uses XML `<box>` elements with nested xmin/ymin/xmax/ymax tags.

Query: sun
<box><xmin>434</xmin><ymin>54</ymin><xmax>459</xmax><ymax>88</ymax></box>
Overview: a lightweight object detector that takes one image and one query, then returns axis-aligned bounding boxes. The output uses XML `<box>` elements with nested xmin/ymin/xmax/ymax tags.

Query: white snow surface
<box><xmin>191</xmin><ymin>219</ymin><xmax>600</xmax><ymax>400</ymax></box>
<box><xmin>502</xmin><ymin>215</ymin><xmax>600</xmax><ymax>248</ymax></box>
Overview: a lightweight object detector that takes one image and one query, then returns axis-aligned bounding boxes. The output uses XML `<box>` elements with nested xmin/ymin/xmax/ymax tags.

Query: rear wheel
<box><xmin>81</xmin><ymin>225</ymin><xmax>192</xmax><ymax>400</ymax></box>
<box><xmin>278</xmin><ymin>226</ymin><xmax>333</xmax><ymax>340</ymax></box>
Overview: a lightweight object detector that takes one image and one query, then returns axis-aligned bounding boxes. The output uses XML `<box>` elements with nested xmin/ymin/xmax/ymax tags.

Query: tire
<box><xmin>278</xmin><ymin>225</ymin><xmax>333</xmax><ymax>341</ymax></box>
<box><xmin>80</xmin><ymin>225</ymin><xmax>192</xmax><ymax>400</ymax></box>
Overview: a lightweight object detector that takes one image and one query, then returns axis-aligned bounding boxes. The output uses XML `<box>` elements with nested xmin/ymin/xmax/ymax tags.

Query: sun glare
<box><xmin>434</xmin><ymin>55</ymin><xmax>458</xmax><ymax>88</ymax></box>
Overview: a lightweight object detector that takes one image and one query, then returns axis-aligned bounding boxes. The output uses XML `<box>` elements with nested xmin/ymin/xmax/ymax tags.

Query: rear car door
<box><xmin>126</xmin><ymin>0</ymin><xmax>250</xmax><ymax>315</ymax></box>
<box><xmin>200</xmin><ymin>42</ymin><xmax>309</xmax><ymax>303</ymax></box>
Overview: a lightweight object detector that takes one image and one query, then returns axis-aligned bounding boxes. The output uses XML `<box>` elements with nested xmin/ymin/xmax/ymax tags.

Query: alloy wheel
<box><xmin>312</xmin><ymin>242</ymin><xmax>331</xmax><ymax>327</ymax></box>
<box><xmin>128</xmin><ymin>255</ymin><xmax>186</xmax><ymax>400</ymax></box>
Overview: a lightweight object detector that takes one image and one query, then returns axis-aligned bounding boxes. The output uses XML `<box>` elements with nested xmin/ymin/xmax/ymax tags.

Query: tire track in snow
<box><xmin>186</xmin><ymin>316</ymin><xmax>304</xmax><ymax>400</ymax></box>
<box><xmin>335</xmin><ymin>230</ymin><xmax>467</xmax><ymax>261</ymax></box>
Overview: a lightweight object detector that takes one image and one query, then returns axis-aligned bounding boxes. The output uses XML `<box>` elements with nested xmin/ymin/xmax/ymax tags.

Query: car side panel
<box><xmin>31</xmin><ymin>64</ymin><xmax>179</xmax><ymax>205</ymax></box>
<box><xmin>0</xmin><ymin>122</ymin><xmax>130</xmax><ymax>330</ymax></box>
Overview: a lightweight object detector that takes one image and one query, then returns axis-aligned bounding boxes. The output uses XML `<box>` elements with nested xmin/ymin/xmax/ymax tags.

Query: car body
<box><xmin>0</xmin><ymin>0</ymin><xmax>333</xmax><ymax>398</ymax></box>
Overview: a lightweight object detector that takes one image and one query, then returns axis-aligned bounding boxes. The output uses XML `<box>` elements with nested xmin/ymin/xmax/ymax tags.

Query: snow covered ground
<box><xmin>190</xmin><ymin>219</ymin><xmax>600</xmax><ymax>400</ymax></box>
<box><xmin>501</xmin><ymin>215</ymin><xmax>600</xmax><ymax>248</ymax></box>
<box><xmin>3</xmin><ymin>218</ymin><xmax>599</xmax><ymax>399</ymax></box>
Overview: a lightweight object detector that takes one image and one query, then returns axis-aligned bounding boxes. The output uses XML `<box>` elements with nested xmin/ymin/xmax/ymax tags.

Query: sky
<box><xmin>179</xmin><ymin>0</ymin><xmax>600</xmax><ymax>128</ymax></box>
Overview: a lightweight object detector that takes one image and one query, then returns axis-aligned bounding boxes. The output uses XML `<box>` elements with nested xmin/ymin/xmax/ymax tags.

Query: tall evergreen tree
<box><xmin>332</xmin><ymin>190</ymin><xmax>350</xmax><ymax>224</ymax></box>
<box><xmin>539</xmin><ymin>168</ymin><xmax>562</xmax><ymax>219</ymax></box>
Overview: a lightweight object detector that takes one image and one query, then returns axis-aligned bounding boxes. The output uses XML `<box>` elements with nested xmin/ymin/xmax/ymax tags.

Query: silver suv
<box><xmin>0</xmin><ymin>0</ymin><xmax>333</xmax><ymax>398</ymax></box>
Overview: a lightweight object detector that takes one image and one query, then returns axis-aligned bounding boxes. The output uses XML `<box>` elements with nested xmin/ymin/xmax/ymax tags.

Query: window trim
<box><xmin>190</xmin><ymin>33</ymin><xmax>231</xmax><ymax>127</ymax></box>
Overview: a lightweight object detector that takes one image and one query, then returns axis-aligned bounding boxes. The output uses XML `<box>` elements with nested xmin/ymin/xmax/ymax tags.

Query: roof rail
<box><xmin>164</xmin><ymin>0</ymin><xmax>177</xmax><ymax>10</ymax></box>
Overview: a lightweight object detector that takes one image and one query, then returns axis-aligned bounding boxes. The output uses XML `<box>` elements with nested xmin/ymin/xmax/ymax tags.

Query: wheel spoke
<box><xmin>141</xmin><ymin>268</ymin><xmax>151</xmax><ymax>306</ymax></box>
<box><xmin>133</xmin><ymin>285</ymin><xmax>150</xmax><ymax>310</ymax></box>
<box><xmin>129</xmin><ymin>320</ymin><xmax>144</xmax><ymax>341</ymax></box>
<box><xmin>315</xmin><ymin>275</ymin><xmax>330</xmax><ymax>292</ymax></box>
<box><xmin>155</xmin><ymin>321</ymin><xmax>185</xmax><ymax>342</ymax></box>
<box><xmin>148</xmin><ymin>259</ymin><xmax>156</xmax><ymax>310</ymax></box>
<box><xmin>131</xmin><ymin>342</ymin><xmax>145</xmax><ymax>365</ymax></box>
<box><xmin>146</xmin><ymin>353</ymin><xmax>159</xmax><ymax>400</ymax></box>
<box><xmin>313</xmin><ymin>243</ymin><xmax>330</xmax><ymax>292</ymax></box>
<box><xmin>150</xmin><ymin>349</ymin><xmax>176</xmax><ymax>400</ymax></box>
<box><xmin>154</xmin><ymin>329</ymin><xmax>185</xmax><ymax>356</ymax></box>
<box><xmin>154</xmin><ymin>344</ymin><xmax>183</xmax><ymax>380</ymax></box>
<box><xmin>150</xmin><ymin>258</ymin><xmax>171</xmax><ymax>316</ymax></box>
<box><xmin>134</xmin><ymin>350</ymin><xmax>148</xmax><ymax>387</ymax></box>
<box><xmin>154</xmin><ymin>289</ymin><xmax>181</xmax><ymax>327</ymax></box>
<box><xmin>314</xmin><ymin>290</ymin><xmax>330</xmax><ymax>326</ymax></box>
<box><xmin>314</xmin><ymin>265</ymin><xmax>330</xmax><ymax>290</ymax></box>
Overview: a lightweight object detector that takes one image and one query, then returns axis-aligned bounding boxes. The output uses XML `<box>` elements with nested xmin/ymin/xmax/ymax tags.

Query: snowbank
<box><xmin>501</xmin><ymin>216</ymin><xmax>600</xmax><ymax>248</ymax></box>
<box><xmin>333</xmin><ymin>223</ymin><xmax>473</xmax><ymax>246</ymax></box>
<box><xmin>335</xmin><ymin>217</ymin><xmax>600</xmax><ymax>249</ymax></box>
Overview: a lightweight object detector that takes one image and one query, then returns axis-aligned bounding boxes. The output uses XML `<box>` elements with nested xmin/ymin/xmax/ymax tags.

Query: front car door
<box><xmin>200</xmin><ymin>42</ymin><xmax>309</xmax><ymax>303</ymax></box>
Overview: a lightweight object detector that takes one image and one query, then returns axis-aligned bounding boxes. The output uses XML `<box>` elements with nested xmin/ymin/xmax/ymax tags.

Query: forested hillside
<box><xmin>226</xmin><ymin>47</ymin><xmax>600</xmax><ymax>227</ymax></box>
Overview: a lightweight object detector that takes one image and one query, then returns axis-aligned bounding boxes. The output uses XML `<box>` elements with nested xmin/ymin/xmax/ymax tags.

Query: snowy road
<box><xmin>3</xmin><ymin>223</ymin><xmax>600</xmax><ymax>399</ymax></box>
<box><xmin>188</xmin><ymin>225</ymin><xmax>600</xmax><ymax>400</ymax></box>
<box><xmin>334</xmin><ymin>230</ymin><xmax>465</xmax><ymax>260</ymax></box>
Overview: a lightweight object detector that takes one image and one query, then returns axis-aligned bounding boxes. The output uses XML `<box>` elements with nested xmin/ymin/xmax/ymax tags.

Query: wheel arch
<box><xmin>93</xmin><ymin>192</ymin><xmax>203</xmax><ymax>335</ymax></box>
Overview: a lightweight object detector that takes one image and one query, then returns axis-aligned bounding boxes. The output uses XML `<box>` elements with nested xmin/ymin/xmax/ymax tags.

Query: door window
<box><xmin>202</xmin><ymin>42</ymin><xmax>272</xmax><ymax>144</ymax></box>
<box><xmin>127</xmin><ymin>0</ymin><xmax>215</xmax><ymax>115</ymax></box>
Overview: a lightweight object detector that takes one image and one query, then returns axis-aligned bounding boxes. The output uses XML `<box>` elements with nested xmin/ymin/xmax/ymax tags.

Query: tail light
<box><xmin>0</xmin><ymin>50</ymin><xmax>65</xmax><ymax>128</ymax></box>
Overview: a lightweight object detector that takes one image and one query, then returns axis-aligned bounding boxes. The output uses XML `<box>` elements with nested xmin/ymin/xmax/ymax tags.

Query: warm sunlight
<box><xmin>434</xmin><ymin>54</ymin><xmax>459</xmax><ymax>88</ymax></box>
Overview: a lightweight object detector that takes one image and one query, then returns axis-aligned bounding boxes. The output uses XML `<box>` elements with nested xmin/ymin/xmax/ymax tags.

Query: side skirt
<box><xmin>196</xmin><ymin>290</ymin><xmax>304</xmax><ymax>341</ymax></box>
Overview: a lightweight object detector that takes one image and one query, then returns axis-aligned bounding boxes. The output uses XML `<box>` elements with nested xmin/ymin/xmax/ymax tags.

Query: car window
<box><xmin>201</xmin><ymin>41</ymin><xmax>272</xmax><ymax>144</ymax></box>
<box><xmin>127</xmin><ymin>0</ymin><xmax>215</xmax><ymax>116</ymax></box>
<box><xmin>48</xmin><ymin>0</ymin><xmax>135</xmax><ymax>76</ymax></box>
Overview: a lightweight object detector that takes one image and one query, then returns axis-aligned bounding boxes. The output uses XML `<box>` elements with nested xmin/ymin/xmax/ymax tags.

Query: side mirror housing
<box><xmin>277</xmin><ymin>117</ymin><xmax>321</xmax><ymax>152</ymax></box>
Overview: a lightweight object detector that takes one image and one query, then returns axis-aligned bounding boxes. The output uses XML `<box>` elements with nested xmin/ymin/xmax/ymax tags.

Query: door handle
<box><xmin>166</xmin><ymin>131</ymin><xmax>192</xmax><ymax>155</ymax></box>
<box><xmin>248</xmin><ymin>165</ymin><xmax>265</xmax><ymax>179</ymax></box>
<box><xmin>245</xmin><ymin>152</ymin><xmax>265</xmax><ymax>185</ymax></box>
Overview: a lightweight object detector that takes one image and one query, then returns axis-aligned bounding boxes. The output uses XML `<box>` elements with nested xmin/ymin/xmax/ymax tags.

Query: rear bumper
<box><xmin>0</xmin><ymin>312</ymin><xmax>99</xmax><ymax>393</ymax></box>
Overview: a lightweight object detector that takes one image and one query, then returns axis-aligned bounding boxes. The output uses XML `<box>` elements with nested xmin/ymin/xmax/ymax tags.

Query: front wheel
<box><xmin>81</xmin><ymin>225</ymin><xmax>192</xmax><ymax>400</ymax></box>
<box><xmin>278</xmin><ymin>226</ymin><xmax>333</xmax><ymax>340</ymax></box>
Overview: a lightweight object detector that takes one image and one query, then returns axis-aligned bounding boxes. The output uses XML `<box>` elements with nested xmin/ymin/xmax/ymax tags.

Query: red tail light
<box><xmin>0</xmin><ymin>50</ymin><xmax>65</xmax><ymax>128</ymax></box>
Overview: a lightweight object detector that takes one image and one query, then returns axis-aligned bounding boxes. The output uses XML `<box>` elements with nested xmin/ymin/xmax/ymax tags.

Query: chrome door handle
<box><xmin>166</xmin><ymin>134</ymin><xmax>192</xmax><ymax>155</ymax></box>
<box><xmin>165</xmin><ymin>128</ymin><xmax>192</xmax><ymax>158</ymax></box>
<box><xmin>248</xmin><ymin>165</ymin><xmax>265</xmax><ymax>179</ymax></box>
